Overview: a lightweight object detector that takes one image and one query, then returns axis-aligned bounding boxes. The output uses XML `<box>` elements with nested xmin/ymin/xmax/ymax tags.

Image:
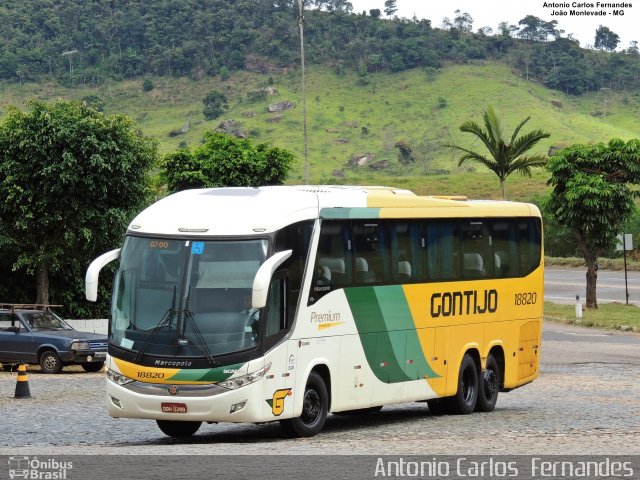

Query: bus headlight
<box><xmin>218</xmin><ymin>363</ymin><xmax>271</xmax><ymax>390</ymax></box>
<box><xmin>107</xmin><ymin>368</ymin><xmax>135</xmax><ymax>386</ymax></box>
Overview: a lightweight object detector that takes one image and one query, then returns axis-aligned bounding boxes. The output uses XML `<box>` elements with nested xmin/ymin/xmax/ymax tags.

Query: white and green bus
<box><xmin>86</xmin><ymin>185</ymin><xmax>543</xmax><ymax>437</ymax></box>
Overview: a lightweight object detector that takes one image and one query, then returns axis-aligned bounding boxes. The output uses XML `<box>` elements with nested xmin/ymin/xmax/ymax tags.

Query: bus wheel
<box><xmin>156</xmin><ymin>420</ymin><xmax>202</xmax><ymax>437</ymax></box>
<box><xmin>447</xmin><ymin>354</ymin><xmax>478</xmax><ymax>415</ymax></box>
<box><xmin>476</xmin><ymin>354</ymin><xmax>500</xmax><ymax>412</ymax></box>
<box><xmin>426</xmin><ymin>398</ymin><xmax>448</xmax><ymax>416</ymax></box>
<box><xmin>280</xmin><ymin>372</ymin><xmax>328</xmax><ymax>437</ymax></box>
<box><xmin>81</xmin><ymin>361</ymin><xmax>105</xmax><ymax>373</ymax></box>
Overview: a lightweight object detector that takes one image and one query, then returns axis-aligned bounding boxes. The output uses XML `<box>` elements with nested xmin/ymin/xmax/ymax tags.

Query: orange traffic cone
<box><xmin>14</xmin><ymin>362</ymin><xmax>31</xmax><ymax>399</ymax></box>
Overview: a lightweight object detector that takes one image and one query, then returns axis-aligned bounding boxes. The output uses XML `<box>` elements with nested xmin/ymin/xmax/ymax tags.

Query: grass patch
<box><xmin>545</xmin><ymin>256</ymin><xmax>640</xmax><ymax>271</ymax></box>
<box><xmin>3</xmin><ymin>61</ymin><xmax>640</xmax><ymax>193</ymax></box>
<box><xmin>544</xmin><ymin>301</ymin><xmax>640</xmax><ymax>332</ymax></box>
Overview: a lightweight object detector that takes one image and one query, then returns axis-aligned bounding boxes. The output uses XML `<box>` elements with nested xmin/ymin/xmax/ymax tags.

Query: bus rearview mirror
<box><xmin>85</xmin><ymin>248</ymin><xmax>121</xmax><ymax>302</ymax></box>
<box><xmin>252</xmin><ymin>250</ymin><xmax>292</xmax><ymax>309</ymax></box>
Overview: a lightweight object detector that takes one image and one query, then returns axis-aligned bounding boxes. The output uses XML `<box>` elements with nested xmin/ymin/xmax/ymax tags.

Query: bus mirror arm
<box><xmin>85</xmin><ymin>248</ymin><xmax>121</xmax><ymax>302</ymax></box>
<box><xmin>252</xmin><ymin>250</ymin><xmax>292</xmax><ymax>309</ymax></box>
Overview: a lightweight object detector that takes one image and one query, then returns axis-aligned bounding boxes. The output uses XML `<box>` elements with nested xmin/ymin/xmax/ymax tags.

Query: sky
<box><xmin>349</xmin><ymin>0</ymin><xmax>638</xmax><ymax>49</ymax></box>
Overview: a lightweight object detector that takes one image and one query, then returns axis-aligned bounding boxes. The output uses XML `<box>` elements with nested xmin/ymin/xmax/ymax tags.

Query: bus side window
<box><xmin>426</xmin><ymin>220</ymin><xmax>460</xmax><ymax>281</ymax></box>
<box><xmin>390</xmin><ymin>221</ymin><xmax>424</xmax><ymax>283</ymax></box>
<box><xmin>352</xmin><ymin>221</ymin><xmax>389</xmax><ymax>285</ymax></box>
<box><xmin>518</xmin><ymin>218</ymin><xmax>542</xmax><ymax>276</ymax></box>
<box><xmin>491</xmin><ymin>220</ymin><xmax>517</xmax><ymax>278</ymax></box>
<box><xmin>309</xmin><ymin>220</ymin><xmax>350</xmax><ymax>304</ymax></box>
<box><xmin>461</xmin><ymin>220</ymin><xmax>490</xmax><ymax>279</ymax></box>
<box><xmin>265</xmin><ymin>277</ymin><xmax>286</xmax><ymax>337</ymax></box>
<box><xmin>274</xmin><ymin>220</ymin><xmax>314</xmax><ymax>325</ymax></box>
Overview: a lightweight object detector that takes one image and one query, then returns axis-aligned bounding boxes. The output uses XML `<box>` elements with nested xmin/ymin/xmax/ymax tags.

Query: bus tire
<box><xmin>156</xmin><ymin>420</ymin><xmax>202</xmax><ymax>437</ymax></box>
<box><xmin>426</xmin><ymin>398</ymin><xmax>448</xmax><ymax>416</ymax></box>
<box><xmin>280</xmin><ymin>371</ymin><xmax>328</xmax><ymax>437</ymax></box>
<box><xmin>476</xmin><ymin>353</ymin><xmax>500</xmax><ymax>412</ymax></box>
<box><xmin>81</xmin><ymin>361</ymin><xmax>105</xmax><ymax>373</ymax></box>
<box><xmin>447</xmin><ymin>354</ymin><xmax>478</xmax><ymax>415</ymax></box>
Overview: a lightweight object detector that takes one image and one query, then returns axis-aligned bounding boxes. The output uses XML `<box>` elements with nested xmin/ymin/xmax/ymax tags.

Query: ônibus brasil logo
<box><xmin>8</xmin><ymin>456</ymin><xmax>72</xmax><ymax>480</ymax></box>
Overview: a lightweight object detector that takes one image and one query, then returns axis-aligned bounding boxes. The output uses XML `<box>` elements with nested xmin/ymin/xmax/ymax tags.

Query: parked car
<box><xmin>0</xmin><ymin>304</ymin><xmax>107</xmax><ymax>374</ymax></box>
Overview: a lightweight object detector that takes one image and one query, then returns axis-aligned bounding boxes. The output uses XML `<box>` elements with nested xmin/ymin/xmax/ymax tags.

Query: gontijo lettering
<box><xmin>430</xmin><ymin>289</ymin><xmax>498</xmax><ymax>317</ymax></box>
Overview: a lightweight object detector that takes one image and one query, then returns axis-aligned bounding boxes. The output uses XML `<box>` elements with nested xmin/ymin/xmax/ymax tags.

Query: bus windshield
<box><xmin>111</xmin><ymin>236</ymin><xmax>269</xmax><ymax>360</ymax></box>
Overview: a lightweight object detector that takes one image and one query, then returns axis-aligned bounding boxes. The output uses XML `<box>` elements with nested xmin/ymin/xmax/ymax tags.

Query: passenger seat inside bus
<box><xmin>315</xmin><ymin>265</ymin><xmax>331</xmax><ymax>286</ymax></box>
<box><xmin>495</xmin><ymin>250</ymin><xmax>509</xmax><ymax>277</ymax></box>
<box><xmin>463</xmin><ymin>252</ymin><xmax>485</xmax><ymax>279</ymax></box>
<box><xmin>355</xmin><ymin>257</ymin><xmax>376</xmax><ymax>283</ymax></box>
<box><xmin>397</xmin><ymin>261</ymin><xmax>412</xmax><ymax>282</ymax></box>
<box><xmin>318</xmin><ymin>257</ymin><xmax>346</xmax><ymax>284</ymax></box>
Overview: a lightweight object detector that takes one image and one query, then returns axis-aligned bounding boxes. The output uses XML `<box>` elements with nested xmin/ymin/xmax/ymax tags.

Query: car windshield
<box><xmin>111</xmin><ymin>236</ymin><xmax>269</xmax><ymax>360</ymax></box>
<box><xmin>23</xmin><ymin>312</ymin><xmax>71</xmax><ymax>331</ymax></box>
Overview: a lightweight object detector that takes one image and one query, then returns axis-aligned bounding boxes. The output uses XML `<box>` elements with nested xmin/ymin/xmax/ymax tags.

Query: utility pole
<box><xmin>298</xmin><ymin>0</ymin><xmax>309</xmax><ymax>185</ymax></box>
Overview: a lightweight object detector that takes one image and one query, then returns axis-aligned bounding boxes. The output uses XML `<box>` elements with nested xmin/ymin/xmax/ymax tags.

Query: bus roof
<box><xmin>128</xmin><ymin>186</ymin><xmax>540</xmax><ymax>236</ymax></box>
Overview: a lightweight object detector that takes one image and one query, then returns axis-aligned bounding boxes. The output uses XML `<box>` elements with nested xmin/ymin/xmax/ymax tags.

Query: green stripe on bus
<box><xmin>373</xmin><ymin>286</ymin><xmax>439</xmax><ymax>379</ymax></box>
<box><xmin>168</xmin><ymin>363</ymin><xmax>244</xmax><ymax>383</ymax></box>
<box><xmin>345</xmin><ymin>287</ymin><xmax>410</xmax><ymax>383</ymax></box>
<box><xmin>319</xmin><ymin>207</ymin><xmax>381</xmax><ymax>219</ymax></box>
<box><xmin>346</xmin><ymin>286</ymin><xmax>440</xmax><ymax>382</ymax></box>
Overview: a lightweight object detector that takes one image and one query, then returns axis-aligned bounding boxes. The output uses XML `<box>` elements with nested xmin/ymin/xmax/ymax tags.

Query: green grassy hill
<box><xmin>2</xmin><ymin>61</ymin><xmax>639</xmax><ymax>200</ymax></box>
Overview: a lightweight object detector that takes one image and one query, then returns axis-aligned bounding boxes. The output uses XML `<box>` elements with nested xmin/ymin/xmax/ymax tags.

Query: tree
<box><xmin>452</xmin><ymin>10</ymin><xmax>473</xmax><ymax>36</ymax></box>
<box><xmin>517</xmin><ymin>15</ymin><xmax>544</xmax><ymax>41</ymax></box>
<box><xmin>517</xmin><ymin>15</ymin><xmax>559</xmax><ymax>42</ymax></box>
<box><xmin>595</xmin><ymin>25</ymin><xmax>620</xmax><ymax>51</ymax></box>
<box><xmin>384</xmin><ymin>0</ymin><xmax>397</xmax><ymax>17</ymax></box>
<box><xmin>448</xmin><ymin>106</ymin><xmax>550</xmax><ymax>199</ymax></box>
<box><xmin>0</xmin><ymin>101</ymin><xmax>157</xmax><ymax>309</ymax></box>
<box><xmin>202</xmin><ymin>90</ymin><xmax>229</xmax><ymax>120</ymax></box>
<box><xmin>545</xmin><ymin>139</ymin><xmax>640</xmax><ymax>308</ymax></box>
<box><xmin>626</xmin><ymin>41</ymin><xmax>640</xmax><ymax>57</ymax></box>
<box><xmin>394</xmin><ymin>140</ymin><xmax>415</xmax><ymax>165</ymax></box>
<box><xmin>161</xmin><ymin>132</ymin><xmax>294</xmax><ymax>192</ymax></box>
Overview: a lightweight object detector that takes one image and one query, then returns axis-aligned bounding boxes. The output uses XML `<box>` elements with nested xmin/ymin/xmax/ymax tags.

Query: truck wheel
<box><xmin>280</xmin><ymin>372</ymin><xmax>328</xmax><ymax>437</ymax></box>
<box><xmin>39</xmin><ymin>351</ymin><xmax>63</xmax><ymax>374</ymax></box>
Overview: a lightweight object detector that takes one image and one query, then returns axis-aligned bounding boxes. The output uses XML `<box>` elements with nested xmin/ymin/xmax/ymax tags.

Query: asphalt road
<box><xmin>544</xmin><ymin>268</ymin><xmax>640</xmax><ymax>306</ymax></box>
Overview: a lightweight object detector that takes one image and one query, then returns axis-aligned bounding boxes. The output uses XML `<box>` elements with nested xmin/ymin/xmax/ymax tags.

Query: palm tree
<box><xmin>449</xmin><ymin>106</ymin><xmax>550</xmax><ymax>199</ymax></box>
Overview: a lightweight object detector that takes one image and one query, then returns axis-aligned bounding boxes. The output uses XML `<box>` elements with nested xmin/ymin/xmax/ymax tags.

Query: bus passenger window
<box><xmin>390</xmin><ymin>221</ymin><xmax>423</xmax><ymax>283</ymax></box>
<box><xmin>518</xmin><ymin>219</ymin><xmax>542</xmax><ymax>276</ymax></box>
<box><xmin>461</xmin><ymin>220</ymin><xmax>489</xmax><ymax>279</ymax></box>
<box><xmin>426</xmin><ymin>221</ymin><xmax>460</xmax><ymax>281</ymax></box>
<box><xmin>309</xmin><ymin>221</ymin><xmax>350</xmax><ymax>303</ymax></box>
<box><xmin>353</xmin><ymin>222</ymin><xmax>389</xmax><ymax>285</ymax></box>
<box><xmin>491</xmin><ymin>220</ymin><xmax>517</xmax><ymax>278</ymax></box>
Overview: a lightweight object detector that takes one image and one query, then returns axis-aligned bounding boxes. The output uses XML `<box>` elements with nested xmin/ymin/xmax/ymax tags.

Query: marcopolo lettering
<box><xmin>430</xmin><ymin>289</ymin><xmax>498</xmax><ymax>317</ymax></box>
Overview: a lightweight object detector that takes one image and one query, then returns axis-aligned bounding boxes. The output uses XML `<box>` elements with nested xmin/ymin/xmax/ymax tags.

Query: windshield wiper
<box><xmin>182</xmin><ymin>290</ymin><xmax>217</xmax><ymax>366</ymax></box>
<box><xmin>182</xmin><ymin>310</ymin><xmax>218</xmax><ymax>366</ymax></box>
<box><xmin>135</xmin><ymin>286</ymin><xmax>177</xmax><ymax>361</ymax></box>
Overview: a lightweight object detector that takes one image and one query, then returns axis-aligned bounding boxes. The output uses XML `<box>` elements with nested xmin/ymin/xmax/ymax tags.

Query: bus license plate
<box><xmin>161</xmin><ymin>402</ymin><xmax>187</xmax><ymax>413</ymax></box>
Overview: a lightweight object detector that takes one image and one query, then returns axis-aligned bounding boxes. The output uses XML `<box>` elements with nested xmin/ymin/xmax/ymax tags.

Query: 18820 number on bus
<box><xmin>514</xmin><ymin>292</ymin><xmax>537</xmax><ymax>305</ymax></box>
